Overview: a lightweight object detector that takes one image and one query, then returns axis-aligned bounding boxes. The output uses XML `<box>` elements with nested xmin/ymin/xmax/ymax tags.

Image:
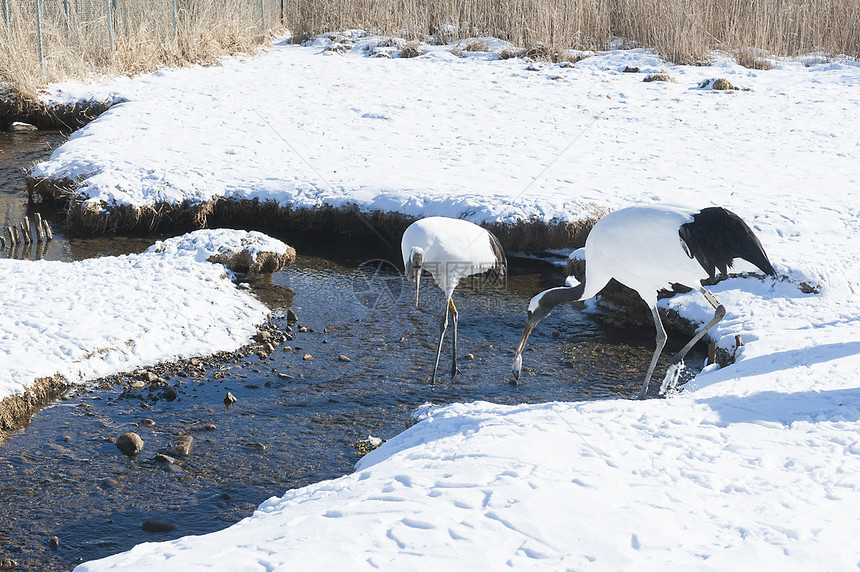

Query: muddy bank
<box><xmin>28</xmin><ymin>180</ymin><xmax>598</xmax><ymax>252</ymax></box>
<box><xmin>0</xmin><ymin>320</ymin><xmax>285</xmax><ymax>444</ymax></box>
<box><xmin>0</xmin><ymin>98</ymin><xmax>114</xmax><ymax>132</ymax></box>
<box><xmin>0</xmin><ymin>374</ymin><xmax>72</xmax><ymax>439</ymax></box>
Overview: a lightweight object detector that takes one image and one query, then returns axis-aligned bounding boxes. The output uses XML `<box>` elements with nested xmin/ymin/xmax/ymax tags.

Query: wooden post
<box><xmin>43</xmin><ymin>220</ymin><xmax>54</xmax><ymax>241</ymax></box>
<box><xmin>33</xmin><ymin>213</ymin><xmax>45</xmax><ymax>242</ymax></box>
<box><xmin>0</xmin><ymin>236</ymin><xmax>5</xmax><ymax>250</ymax></box>
<box><xmin>11</xmin><ymin>225</ymin><xmax>19</xmax><ymax>244</ymax></box>
<box><xmin>6</xmin><ymin>226</ymin><xmax>14</xmax><ymax>245</ymax></box>
<box><xmin>19</xmin><ymin>221</ymin><xmax>30</xmax><ymax>244</ymax></box>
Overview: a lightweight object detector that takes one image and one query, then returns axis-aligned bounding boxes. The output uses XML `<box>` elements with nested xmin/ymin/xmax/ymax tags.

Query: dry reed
<box><xmin>2</xmin><ymin>0</ymin><xmax>857</xmax><ymax>106</ymax></box>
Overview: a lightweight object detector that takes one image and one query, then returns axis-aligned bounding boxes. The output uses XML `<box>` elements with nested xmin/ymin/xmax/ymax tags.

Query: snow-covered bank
<box><xmin>17</xmin><ymin>33</ymin><xmax>860</xmax><ymax>569</ymax></box>
<box><xmin>0</xmin><ymin>229</ymin><xmax>289</xmax><ymax>413</ymax></box>
<box><xmin>76</xmin><ymin>392</ymin><xmax>860</xmax><ymax>570</ymax></box>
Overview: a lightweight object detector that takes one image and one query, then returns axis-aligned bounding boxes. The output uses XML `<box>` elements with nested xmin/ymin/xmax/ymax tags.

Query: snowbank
<box><xmin>0</xmin><ymin>229</ymin><xmax>287</xmax><ymax>401</ymax></box>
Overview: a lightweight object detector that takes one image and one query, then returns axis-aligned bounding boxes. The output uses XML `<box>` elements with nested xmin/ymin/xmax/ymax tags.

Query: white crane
<box><xmin>402</xmin><ymin>217</ymin><xmax>507</xmax><ymax>384</ymax></box>
<box><xmin>511</xmin><ymin>205</ymin><xmax>776</xmax><ymax>399</ymax></box>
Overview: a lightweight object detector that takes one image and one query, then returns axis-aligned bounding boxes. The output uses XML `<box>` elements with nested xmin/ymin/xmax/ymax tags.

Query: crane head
<box><xmin>406</xmin><ymin>247</ymin><xmax>425</xmax><ymax>307</ymax></box>
<box><xmin>512</xmin><ymin>293</ymin><xmax>552</xmax><ymax>381</ymax></box>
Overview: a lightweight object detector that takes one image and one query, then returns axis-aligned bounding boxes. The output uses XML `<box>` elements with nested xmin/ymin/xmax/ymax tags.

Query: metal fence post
<box><xmin>171</xmin><ymin>0</ymin><xmax>178</xmax><ymax>40</ymax></box>
<box><xmin>105</xmin><ymin>0</ymin><xmax>115</xmax><ymax>56</ymax></box>
<box><xmin>36</xmin><ymin>0</ymin><xmax>46</xmax><ymax>75</ymax></box>
<box><xmin>260</xmin><ymin>0</ymin><xmax>265</xmax><ymax>31</ymax></box>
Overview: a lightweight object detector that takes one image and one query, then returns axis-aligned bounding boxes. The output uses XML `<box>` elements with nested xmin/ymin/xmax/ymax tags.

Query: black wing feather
<box><xmin>679</xmin><ymin>207</ymin><xmax>776</xmax><ymax>279</ymax></box>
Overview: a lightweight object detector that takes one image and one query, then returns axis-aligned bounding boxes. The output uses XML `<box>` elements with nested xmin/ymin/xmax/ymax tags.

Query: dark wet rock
<box><xmin>101</xmin><ymin>477</ymin><xmax>118</xmax><ymax>489</ymax></box>
<box><xmin>138</xmin><ymin>418</ymin><xmax>156</xmax><ymax>427</ymax></box>
<box><xmin>141</xmin><ymin>520</ymin><xmax>175</xmax><ymax>533</ymax></box>
<box><xmin>48</xmin><ymin>536</ymin><xmax>60</xmax><ymax>548</ymax></box>
<box><xmin>0</xmin><ymin>557</ymin><xmax>18</xmax><ymax>569</ymax></box>
<box><xmin>246</xmin><ymin>442</ymin><xmax>267</xmax><ymax>451</ymax></box>
<box><xmin>154</xmin><ymin>453</ymin><xmax>176</xmax><ymax>464</ymax></box>
<box><xmin>224</xmin><ymin>392</ymin><xmax>237</xmax><ymax>407</ymax></box>
<box><xmin>169</xmin><ymin>435</ymin><xmax>193</xmax><ymax>457</ymax></box>
<box><xmin>116</xmin><ymin>432</ymin><xmax>144</xmax><ymax>456</ymax></box>
<box><xmin>338</xmin><ymin>354</ymin><xmax>352</xmax><ymax>362</ymax></box>
<box><xmin>162</xmin><ymin>387</ymin><xmax>178</xmax><ymax>401</ymax></box>
<box><xmin>622</xmin><ymin>66</ymin><xmax>640</xmax><ymax>73</ymax></box>
<box><xmin>286</xmin><ymin>309</ymin><xmax>298</xmax><ymax>323</ymax></box>
<box><xmin>463</xmin><ymin>353</ymin><xmax>475</xmax><ymax>360</ymax></box>
<box><xmin>201</xmin><ymin>423</ymin><xmax>216</xmax><ymax>431</ymax></box>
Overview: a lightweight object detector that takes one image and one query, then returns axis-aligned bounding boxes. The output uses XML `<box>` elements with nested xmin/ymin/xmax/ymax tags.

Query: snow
<box><xmin>16</xmin><ymin>33</ymin><xmax>860</xmax><ymax>569</ymax></box>
<box><xmin>0</xmin><ymin>229</ymin><xmax>283</xmax><ymax>399</ymax></box>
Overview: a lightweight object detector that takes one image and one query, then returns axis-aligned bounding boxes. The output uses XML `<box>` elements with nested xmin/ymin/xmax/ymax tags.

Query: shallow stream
<box><xmin>0</xmin><ymin>131</ymin><xmax>704</xmax><ymax>571</ymax></box>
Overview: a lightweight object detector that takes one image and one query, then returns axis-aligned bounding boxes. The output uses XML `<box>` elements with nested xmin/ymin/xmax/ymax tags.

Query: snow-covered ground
<box><xmin>0</xmin><ymin>229</ymin><xmax>286</xmax><ymax>400</ymax></box>
<box><xmin>19</xmin><ymin>32</ymin><xmax>860</xmax><ymax>569</ymax></box>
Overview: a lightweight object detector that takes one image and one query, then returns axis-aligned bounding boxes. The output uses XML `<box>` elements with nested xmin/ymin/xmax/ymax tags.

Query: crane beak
<box><xmin>512</xmin><ymin>317</ymin><xmax>537</xmax><ymax>381</ymax></box>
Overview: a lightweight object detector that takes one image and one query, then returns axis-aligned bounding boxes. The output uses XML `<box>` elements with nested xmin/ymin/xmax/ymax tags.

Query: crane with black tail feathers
<box><xmin>402</xmin><ymin>217</ymin><xmax>507</xmax><ymax>385</ymax></box>
<box><xmin>512</xmin><ymin>206</ymin><xmax>776</xmax><ymax>399</ymax></box>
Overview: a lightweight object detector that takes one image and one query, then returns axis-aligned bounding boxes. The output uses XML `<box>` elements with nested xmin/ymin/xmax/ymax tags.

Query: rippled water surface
<box><xmin>0</xmin><ymin>132</ymin><xmax>705</xmax><ymax>571</ymax></box>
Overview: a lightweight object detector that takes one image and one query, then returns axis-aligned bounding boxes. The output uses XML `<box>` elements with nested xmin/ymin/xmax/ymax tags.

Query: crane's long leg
<box><xmin>639</xmin><ymin>303</ymin><xmax>668</xmax><ymax>400</ymax></box>
<box><xmin>450</xmin><ymin>298</ymin><xmax>460</xmax><ymax>378</ymax></box>
<box><xmin>431</xmin><ymin>299</ymin><xmax>451</xmax><ymax>385</ymax></box>
<box><xmin>671</xmin><ymin>287</ymin><xmax>726</xmax><ymax>364</ymax></box>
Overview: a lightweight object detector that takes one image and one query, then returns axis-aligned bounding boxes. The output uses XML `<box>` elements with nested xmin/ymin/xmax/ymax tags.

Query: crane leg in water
<box><xmin>639</xmin><ymin>303</ymin><xmax>668</xmax><ymax>400</ymax></box>
<box><xmin>450</xmin><ymin>298</ymin><xmax>460</xmax><ymax>378</ymax></box>
<box><xmin>671</xmin><ymin>288</ymin><xmax>727</xmax><ymax>364</ymax></box>
<box><xmin>432</xmin><ymin>299</ymin><xmax>450</xmax><ymax>385</ymax></box>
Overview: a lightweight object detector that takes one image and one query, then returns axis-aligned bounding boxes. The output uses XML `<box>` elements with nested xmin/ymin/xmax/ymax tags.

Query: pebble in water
<box><xmin>116</xmin><ymin>432</ymin><xmax>144</xmax><ymax>456</ymax></box>
<box><xmin>169</xmin><ymin>435</ymin><xmax>193</xmax><ymax>457</ymax></box>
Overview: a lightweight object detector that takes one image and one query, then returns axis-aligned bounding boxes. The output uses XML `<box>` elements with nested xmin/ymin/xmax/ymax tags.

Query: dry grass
<box><xmin>1</xmin><ymin>0</ymin><xmax>282</xmax><ymax>107</ymax></box>
<box><xmin>1</xmin><ymin>0</ymin><xmax>857</xmax><ymax>106</ymax></box>
<box><xmin>283</xmin><ymin>0</ymin><xmax>858</xmax><ymax>65</ymax></box>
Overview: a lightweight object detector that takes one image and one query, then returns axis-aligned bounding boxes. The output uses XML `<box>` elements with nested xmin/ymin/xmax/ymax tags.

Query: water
<box><xmin>0</xmin><ymin>132</ymin><xmax>705</xmax><ymax>570</ymax></box>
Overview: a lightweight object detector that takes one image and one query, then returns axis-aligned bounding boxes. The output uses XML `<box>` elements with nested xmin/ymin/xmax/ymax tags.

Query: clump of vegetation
<box><xmin>643</xmin><ymin>73</ymin><xmax>676</xmax><ymax>83</ymax></box>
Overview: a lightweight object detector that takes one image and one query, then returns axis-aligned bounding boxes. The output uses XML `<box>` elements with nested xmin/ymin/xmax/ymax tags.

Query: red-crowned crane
<box><xmin>511</xmin><ymin>205</ymin><xmax>776</xmax><ymax>399</ymax></box>
<box><xmin>402</xmin><ymin>217</ymin><xmax>507</xmax><ymax>384</ymax></box>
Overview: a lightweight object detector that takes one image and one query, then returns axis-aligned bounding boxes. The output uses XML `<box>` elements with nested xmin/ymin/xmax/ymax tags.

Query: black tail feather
<box><xmin>679</xmin><ymin>207</ymin><xmax>776</xmax><ymax>278</ymax></box>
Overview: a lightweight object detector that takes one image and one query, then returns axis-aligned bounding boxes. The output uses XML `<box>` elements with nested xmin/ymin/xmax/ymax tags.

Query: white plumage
<box><xmin>512</xmin><ymin>205</ymin><xmax>776</xmax><ymax>399</ymax></box>
<box><xmin>402</xmin><ymin>217</ymin><xmax>507</xmax><ymax>384</ymax></box>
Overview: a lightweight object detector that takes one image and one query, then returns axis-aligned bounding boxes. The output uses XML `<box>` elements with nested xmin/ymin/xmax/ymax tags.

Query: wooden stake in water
<box><xmin>43</xmin><ymin>220</ymin><xmax>54</xmax><ymax>241</ymax></box>
<box><xmin>19</xmin><ymin>221</ymin><xmax>30</xmax><ymax>244</ymax></box>
<box><xmin>11</xmin><ymin>225</ymin><xmax>19</xmax><ymax>244</ymax></box>
<box><xmin>6</xmin><ymin>226</ymin><xmax>14</xmax><ymax>245</ymax></box>
<box><xmin>34</xmin><ymin>213</ymin><xmax>45</xmax><ymax>242</ymax></box>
